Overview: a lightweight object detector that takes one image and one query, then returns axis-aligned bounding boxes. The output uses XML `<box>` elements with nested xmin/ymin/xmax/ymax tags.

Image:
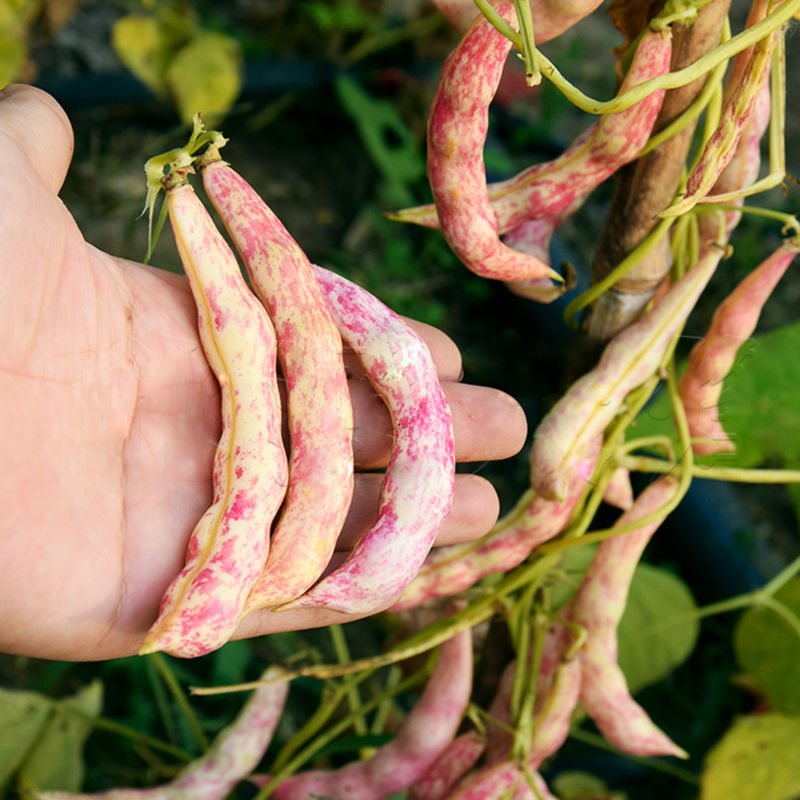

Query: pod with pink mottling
<box><xmin>408</xmin><ymin>731</ymin><xmax>486</xmax><ymax>800</ymax></box>
<box><xmin>279</xmin><ymin>266</ymin><xmax>455</xmax><ymax>615</ymax></box>
<box><xmin>391</xmin><ymin>441</ymin><xmax>598</xmax><ymax>612</ymax></box>
<box><xmin>35</xmin><ymin>668</ymin><xmax>289</xmax><ymax>799</ymax></box>
<box><xmin>572</xmin><ymin>475</ymin><xmax>687</xmax><ymax>758</ymax></box>
<box><xmin>140</xmin><ymin>175</ymin><xmax>288</xmax><ymax>658</ymax></box>
<box><xmin>271</xmin><ymin>627</ymin><xmax>472</xmax><ymax>800</ymax></box>
<box><xmin>665</xmin><ymin>9</ymin><xmax>779</xmax><ymax>216</ymax></box>
<box><xmin>444</xmin><ymin>761</ymin><xmax>555</xmax><ymax>800</ymax></box>
<box><xmin>529</xmin><ymin>244</ymin><xmax>726</xmax><ymax>501</ymax></box>
<box><xmin>425</xmin><ymin>0</ymin><xmax>559</xmax><ymax>282</ymax></box>
<box><xmin>680</xmin><ymin>239</ymin><xmax>799</xmax><ymax>455</ymax></box>
<box><xmin>199</xmin><ymin>150</ymin><xmax>354</xmax><ymax>610</ymax></box>
<box><xmin>391</xmin><ymin>27</ymin><xmax>671</xmax><ymax>236</ymax></box>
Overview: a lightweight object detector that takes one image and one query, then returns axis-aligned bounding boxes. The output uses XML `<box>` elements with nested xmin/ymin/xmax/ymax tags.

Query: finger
<box><xmin>351</xmin><ymin>380</ymin><xmax>528</xmax><ymax>469</ymax></box>
<box><xmin>0</xmin><ymin>84</ymin><xmax>74</xmax><ymax>193</ymax></box>
<box><xmin>338</xmin><ymin>472</ymin><xmax>499</xmax><ymax>550</ymax></box>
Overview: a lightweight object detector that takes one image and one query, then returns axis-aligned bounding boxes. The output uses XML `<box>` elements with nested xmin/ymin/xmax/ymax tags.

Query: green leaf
<box><xmin>734</xmin><ymin>577</ymin><xmax>800</xmax><ymax>713</ymax></box>
<box><xmin>166</xmin><ymin>31</ymin><xmax>242</xmax><ymax>125</ymax></box>
<box><xmin>111</xmin><ymin>14</ymin><xmax>172</xmax><ymax>97</ymax></box>
<box><xmin>617</xmin><ymin>563</ymin><xmax>699</xmax><ymax>694</ymax></box>
<box><xmin>701</xmin><ymin>713</ymin><xmax>800</xmax><ymax>800</ymax></box>
<box><xmin>334</xmin><ymin>73</ymin><xmax>425</xmax><ymax>208</ymax></box>
<box><xmin>0</xmin><ymin>688</ymin><xmax>52</xmax><ymax>792</ymax></box>
<box><xmin>16</xmin><ymin>681</ymin><xmax>103</xmax><ymax>794</ymax></box>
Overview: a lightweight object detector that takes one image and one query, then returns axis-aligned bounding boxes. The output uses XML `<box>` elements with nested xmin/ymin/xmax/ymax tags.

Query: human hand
<box><xmin>0</xmin><ymin>84</ymin><xmax>527</xmax><ymax>661</ymax></box>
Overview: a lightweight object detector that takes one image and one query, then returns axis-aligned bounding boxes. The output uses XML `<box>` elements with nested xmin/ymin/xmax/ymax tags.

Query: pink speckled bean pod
<box><xmin>139</xmin><ymin>177</ymin><xmax>288</xmax><ymax>658</ymax></box>
<box><xmin>668</xmin><ymin>9</ymin><xmax>779</xmax><ymax>216</ymax></box>
<box><xmin>35</xmin><ymin>668</ymin><xmax>289</xmax><ymax>799</ymax></box>
<box><xmin>502</xmin><ymin>207</ymin><xmax>576</xmax><ymax>303</ymax></box>
<box><xmin>425</xmin><ymin>0</ymin><xmax>560</xmax><ymax>282</ymax></box>
<box><xmin>408</xmin><ymin>731</ymin><xmax>487</xmax><ymax>800</ymax></box>
<box><xmin>444</xmin><ymin>761</ymin><xmax>556</xmax><ymax>800</ymax></box>
<box><xmin>391</xmin><ymin>27</ymin><xmax>671</xmax><ymax>236</ymax></box>
<box><xmin>279</xmin><ymin>265</ymin><xmax>455</xmax><ymax>615</ymax></box>
<box><xmin>572</xmin><ymin>475</ymin><xmax>687</xmax><ymax>758</ymax></box>
<box><xmin>391</xmin><ymin>441</ymin><xmax>598</xmax><ymax>612</ymax></box>
<box><xmin>199</xmin><ymin>152</ymin><xmax>354</xmax><ymax>610</ymax></box>
<box><xmin>680</xmin><ymin>239</ymin><xmax>799</xmax><ymax>455</ymax></box>
<box><xmin>271</xmin><ymin>627</ymin><xmax>472</xmax><ymax>800</ymax></box>
<box><xmin>529</xmin><ymin>244</ymin><xmax>725</xmax><ymax>501</ymax></box>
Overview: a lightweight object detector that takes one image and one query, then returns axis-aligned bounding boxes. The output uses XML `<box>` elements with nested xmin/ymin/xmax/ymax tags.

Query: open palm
<box><xmin>0</xmin><ymin>85</ymin><xmax>527</xmax><ymax>661</ymax></box>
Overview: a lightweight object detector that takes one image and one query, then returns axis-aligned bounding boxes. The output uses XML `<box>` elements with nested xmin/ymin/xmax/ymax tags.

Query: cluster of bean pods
<box><xmin>138</xmin><ymin>131</ymin><xmax>455</xmax><ymax>658</ymax></box>
<box><xmin>59</xmin><ymin>0</ymin><xmax>798</xmax><ymax>797</ymax></box>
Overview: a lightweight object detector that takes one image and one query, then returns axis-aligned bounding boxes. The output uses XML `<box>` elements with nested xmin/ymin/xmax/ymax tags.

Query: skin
<box><xmin>0</xmin><ymin>84</ymin><xmax>527</xmax><ymax>661</ymax></box>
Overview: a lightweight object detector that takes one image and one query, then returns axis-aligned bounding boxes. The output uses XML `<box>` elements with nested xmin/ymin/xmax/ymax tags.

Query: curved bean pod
<box><xmin>680</xmin><ymin>239</ymin><xmax>799</xmax><ymax>455</ymax></box>
<box><xmin>425</xmin><ymin>0</ymin><xmax>560</xmax><ymax>282</ymax></box>
<box><xmin>529</xmin><ymin>244</ymin><xmax>725</xmax><ymax>501</ymax></box>
<box><xmin>603</xmin><ymin>466</ymin><xmax>634</xmax><ymax>511</ymax></box>
<box><xmin>391</xmin><ymin>441</ymin><xmax>598</xmax><ymax>612</ymax></box>
<box><xmin>391</xmin><ymin>27</ymin><xmax>671</xmax><ymax>236</ymax></box>
<box><xmin>279</xmin><ymin>266</ymin><xmax>455</xmax><ymax>615</ymax></box>
<box><xmin>444</xmin><ymin>761</ymin><xmax>555</xmax><ymax>800</ymax></box>
<box><xmin>35</xmin><ymin>668</ymin><xmax>289</xmax><ymax>799</ymax></box>
<box><xmin>199</xmin><ymin>153</ymin><xmax>354</xmax><ymax>610</ymax></box>
<box><xmin>140</xmin><ymin>177</ymin><xmax>287</xmax><ymax>658</ymax></box>
<box><xmin>408</xmin><ymin>731</ymin><xmax>486</xmax><ymax>800</ymax></box>
<box><xmin>271</xmin><ymin>627</ymin><xmax>472</xmax><ymax>800</ymax></box>
<box><xmin>572</xmin><ymin>475</ymin><xmax>687</xmax><ymax>758</ymax></box>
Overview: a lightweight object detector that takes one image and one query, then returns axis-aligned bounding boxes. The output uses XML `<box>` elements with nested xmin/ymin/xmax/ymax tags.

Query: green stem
<box><xmin>148</xmin><ymin>653</ymin><xmax>210</xmax><ymax>752</ymax></box>
<box><xmin>513</xmin><ymin>0</ymin><xmax>540</xmax><ymax>86</ymax></box>
<box><xmin>697</xmin><ymin>204</ymin><xmax>800</xmax><ymax>235</ymax></box>
<box><xmin>640</xmin><ymin>34</ymin><xmax>730</xmax><ymax>156</ymax></box>
<box><xmin>472</xmin><ymin>0</ymin><xmax>522</xmax><ymax>48</ymax></box>
<box><xmin>535</xmin><ymin>0</ymin><xmax>800</xmax><ymax>115</ymax></box>
<box><xmin>620</xmin><ymin>455</ymin><xmax>800</xmax><ymax>484</ymax></box>
<box><xmin>64</xmin><ymin>709</ymin><xmax>192</xmax><ymax>763</ymax></box>
<box><xmin>329</xmin><ymin>625</ymin><xmax>368</xmax><ymax>738</ymax></box>
<box><xmin>563</xmin><ymin>217</ymin><xmax>673</xmax><ymax>328</ymax></box>
<box><xmin>270</xmin><ymin>674</ymin><xmax>369</xmax><ymax>773</ymax></box>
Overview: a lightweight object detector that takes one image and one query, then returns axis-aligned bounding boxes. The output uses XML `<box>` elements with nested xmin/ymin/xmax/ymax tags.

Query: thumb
<box><xmin>0</xmin><ymin>84</ymin><xmax>74</xmax><ymax>194</ymax></box>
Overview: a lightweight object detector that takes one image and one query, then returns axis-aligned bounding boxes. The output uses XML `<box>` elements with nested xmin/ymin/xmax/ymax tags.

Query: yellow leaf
<box><xmin>111</xmin><ymin>14</ymin><xmax>172</xmax><ymax>97</ymax></box>
<box><xmin>166</xmin><ymin>31</ymin><xmax>242</xmax><ymax>125</ymax></box>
